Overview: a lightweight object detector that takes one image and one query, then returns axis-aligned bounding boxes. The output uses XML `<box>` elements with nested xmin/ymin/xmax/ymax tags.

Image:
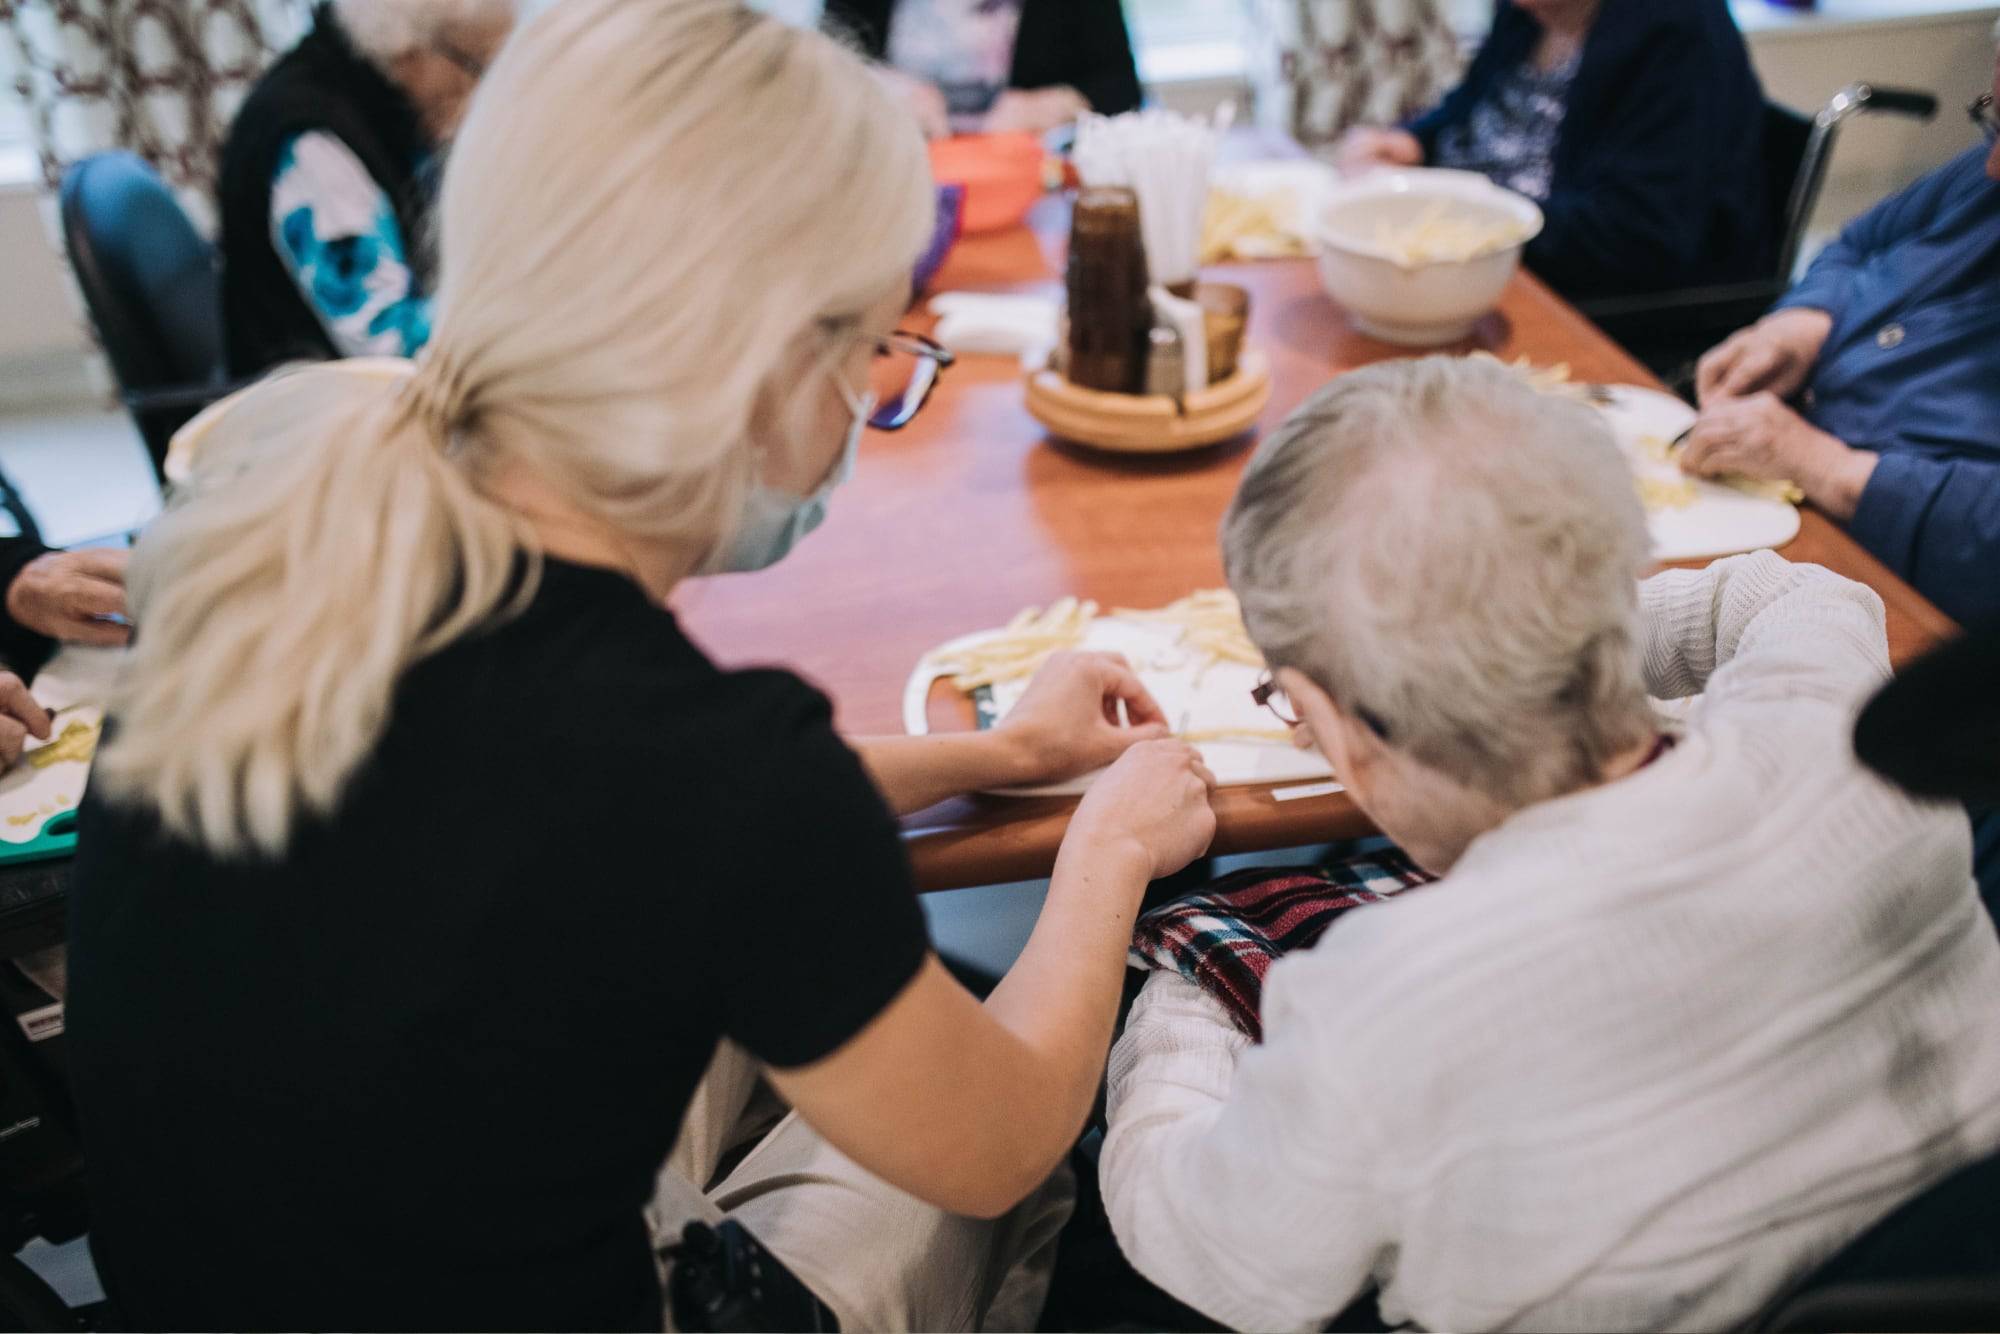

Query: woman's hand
<box><xmin>1681</xmin><ymin>392</ymin><xmax>1878</xmax><ymax>521</ymax></box>
<box><xmin>1064</xmin><ymin>739</ymin><xmax>1217</xmax><ymax>885</ymax></box>
<box><xmin>0</xmin><ymin>672</ymin><xmax>51</xmax><ymax>771</ymax></box>
<box><xmin>1695</xmin><ymin>308</ymin><xmax>1834</xmax><ymax>406</ymax></box>
<box><xmin>982</xmin><ymin>86</ymin><xmax>1089</xmax><ymax>136</ymax></box>
<box><xmin>5</xmin><ymin>548</ymin><xmax>130</xmax><ymax>647</ymax></box>
<box><xmin>874</xmin><ymin>66</ymin><xmax>950</xmax><ymax>139</ymax></box>
<box><xmin>995</xmin><ymin>651</ymin><xmax>1169</xmax><ymax>786</ymax></box>
<box><xmin>1334</xmin><ymin>126</ymin><xmax>1423</xmax><ymax>176</ymax></box>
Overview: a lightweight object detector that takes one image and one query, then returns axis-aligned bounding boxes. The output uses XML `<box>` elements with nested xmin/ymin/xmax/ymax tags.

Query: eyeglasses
<box><xmin>1253</xmin><ymin>669</ymin><xmax>1393</xmax><ymax>739</ymax></box>
<box><xmin>1970</xmin><ymin>93</ymin><xmax>2000</xmax><ymax>142</ymax></box>
<box><xmin>1251</xmin><ymin>672</ymin><xmax>1298</xmax><ymax>726</ymax></box>
<box><xmin>856</xmin><ymin>330</ymin><xmax>954</xmax><ymax>431</ymax></box>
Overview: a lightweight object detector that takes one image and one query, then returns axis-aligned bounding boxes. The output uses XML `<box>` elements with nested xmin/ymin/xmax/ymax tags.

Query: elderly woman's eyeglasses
<box><xmin>1970</xmin><ymin>94</ymin><xmax>2000</xmax><ymax>142</ymax></box>
<box><xmin>1251</xmin><ymin>672</ymin><xmax>1299</xmax><ymax>727</ymax></box>
<box><xmin>857</xmin><ymin>330</ymin><xmax>955</xmax><ymax>431</ymax></box>
<box><xmin>1254</xmin><ymin>670</ymin><xmax>1394</xmax><ymax>739</ymax></box>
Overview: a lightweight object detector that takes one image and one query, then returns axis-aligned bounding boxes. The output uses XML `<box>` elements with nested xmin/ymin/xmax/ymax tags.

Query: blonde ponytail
<box><xmin>97</xmin><ymin>0</ymin><xmax>934</xmax><ymax>856</ymax></box>
<box><xmin>99</xmin><ymin>362</ymin><xmax>527</xmax><ymax>854</ymax></box>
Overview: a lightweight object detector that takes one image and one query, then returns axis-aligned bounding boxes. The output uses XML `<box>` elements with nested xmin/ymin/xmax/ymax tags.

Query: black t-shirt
<box><xmin>67</xmin><ymin>558</ymin><xmax>930</xmax><ymax>1331</ymax></box>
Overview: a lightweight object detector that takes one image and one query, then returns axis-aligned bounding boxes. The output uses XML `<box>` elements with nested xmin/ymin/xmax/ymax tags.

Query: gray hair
<box><xmin>333</xmin><ymin>0</ymin><xmax>515</xmax><ymax>61</ymax></box>
<box><xmin>1222</xmin><ymin>356</ymin><xmax>1656</xmax><ymax>809</ymax></box>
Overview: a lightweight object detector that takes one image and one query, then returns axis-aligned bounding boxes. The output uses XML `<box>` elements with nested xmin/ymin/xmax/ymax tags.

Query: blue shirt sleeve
<box><xmin>1850</xmin><ymin>450</ymin><xmax>2000</xmax><ymax>625</ymax></box>
<box><xmin>1777</xmin><ymin>152</ymin><xmax>1987</xmax><ymax>325</ymax></box>
<box><xmin>268</xmin><ymin>132</ymin><xmax>433</xmax><ymax>359</ymax></box>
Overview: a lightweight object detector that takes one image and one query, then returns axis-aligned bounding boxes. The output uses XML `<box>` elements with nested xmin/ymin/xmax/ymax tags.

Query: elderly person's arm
<box><xmin>271</xmin><ymin>132</ymin><xmax>434</xmax><ymax>359</ymax></box>
<box><xmin>1839</xmin><ymin>456</ymin><xmax>2000</xmax><ymax>626</ymax></box>
<box><xmin>1101</xmin><ymin>971</ymin><xmax>1388</xmax><ymax>1331</ymax></box>
<box><xmin>1772</xmin><ymin>156</ymin><xmax>1968</xmax><ymax>329</ymax></box>
<box><xmin>1639</xmin><ymin>551</ymin><xmax>1889</xmax><ymax>704</ymax></box>
<box><xmin>1695</xmin><ymin>160</ymin><xmax>1966</xmax><ymax>406</ymax></box>
<box><xmin>0</xmin><ymin>538</ymin><xmax>130</xmax><ymax>679</ymax></box>
<box><xmin>1520</xmin><ymin>22</ymin><xmax>1725</xmax><ymax>298</ymax></box>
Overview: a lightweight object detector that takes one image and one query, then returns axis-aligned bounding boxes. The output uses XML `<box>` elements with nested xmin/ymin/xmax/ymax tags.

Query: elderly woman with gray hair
<box><xmin>216</xmin><ymin>0</ymin><xmax>513</xmax><ymax>376</ymax></box>
<box><xmin>1099</xmin><ymin>356</ymin><xmax>2000</xmax><ymax>1332</ymax></box>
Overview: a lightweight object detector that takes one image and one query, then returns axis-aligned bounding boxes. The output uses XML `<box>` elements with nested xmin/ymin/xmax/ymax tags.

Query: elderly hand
<box><xmin>1066</xmin><ymin>739</ymin><xmax>1218</xmax><ymax>884</ymax></box>
<box><xmin>6</xmin><ymin>548</ymin><xmax>131</xmax><ymax>647</ymax></box>
<box><xmin>1681</xmin><ymin>392</ymin><xmax>1877</xmax><ymax>521</ymax></box>
<box><xmin>1695</xmin><ymin>308</ymin><xmax>1834</xmax><ymax>406</ymax></box>
<box><xmin>996</xmin><ymin>651</ymin><xmax>1170</xmax><ymax>786</ymax></box>
<box><xmin>1334</xmin><ymin>126</ymin><xmax>1423</xmax><ymax>176</ymax></box>
<box><xmin>0</xmin><ymin>671</ymin><xmax>51</xmax><ymax>772</ymax></box>
<box><xmin>983</xmin><ymin>86</ymin><xmax>1089</xmax><ymax>136</ymax></box>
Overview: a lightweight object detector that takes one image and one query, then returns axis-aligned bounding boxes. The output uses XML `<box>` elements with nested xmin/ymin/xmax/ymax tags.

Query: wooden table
<box><xmin>673</xmin><ymin>198</ymin><xmax>1956</xmax><ymax>893</ymax></box>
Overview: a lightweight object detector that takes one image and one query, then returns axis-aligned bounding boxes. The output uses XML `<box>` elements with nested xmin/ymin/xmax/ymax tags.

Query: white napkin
<box><xmin>928</xmin><ymin>292</ymin><xmax>1062</xmax><ymax>364</ymax></box>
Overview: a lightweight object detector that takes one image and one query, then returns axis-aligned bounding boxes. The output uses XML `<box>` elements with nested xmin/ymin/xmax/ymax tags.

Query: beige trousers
<box><xmin>651</xmin><ymin>1042</ymin><xmax>1074</xmax><ymax>1333</ymax></box>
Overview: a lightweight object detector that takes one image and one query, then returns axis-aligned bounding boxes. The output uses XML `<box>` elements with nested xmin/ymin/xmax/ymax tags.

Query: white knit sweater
<box><xmin>1102</xmin><ymin>552</ymin><xmax>2000</xmax><ymax>1333</ymax></box>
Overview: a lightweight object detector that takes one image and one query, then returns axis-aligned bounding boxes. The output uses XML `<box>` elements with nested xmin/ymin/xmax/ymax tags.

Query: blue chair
<box><xmin>59</xmin><ymin>151</ymin><xmax>244</xmax><ymax>474</ymax></box>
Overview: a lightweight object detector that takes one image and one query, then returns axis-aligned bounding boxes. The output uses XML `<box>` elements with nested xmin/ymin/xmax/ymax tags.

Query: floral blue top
<box><xmin>268</xmin><ymin>131</ymin><xmax>433</xmax><ymax>358</ymax></box>
<box><xmin>1432</xmin><ymin>54</ymin><xmax>1580</xmax><ymax>203</ymax></box>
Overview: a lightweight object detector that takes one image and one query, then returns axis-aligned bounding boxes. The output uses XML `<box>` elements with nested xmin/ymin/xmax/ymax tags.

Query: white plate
<box><xmin>904</xmin><ymin>617</ymin><xmax>1337</xmax><ymax>797</ymax></box>
<box><xmin>1595</xmin><ymin>385</ymin><xmax>1801</xmax><ymax>562</ymax></box>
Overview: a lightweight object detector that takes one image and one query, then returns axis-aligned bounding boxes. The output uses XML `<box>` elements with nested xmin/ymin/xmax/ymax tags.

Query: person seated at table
<box><xmin>1099</xmin><ymin>356</ymin><xmax>2000</xmax><ymax>1333</ymax></box>
<box><xmin>0</xmin><ymin>537</ymin><xmax>128</xmax><ymax>772</ymax></box>
<box><xmin>67</xmin><ymin>3</ymin><xmax>1217</xmax><ymax>1329</ymax></box>
<box><xmin>1335</xmin><ymin>0</ymin><xmax>1771</xmax><ymax>301</ymax></box>
<box><xmin>216</xmin><ymin>0</ymin><xmax>514</xmax><ymax>377</ymax></box>
<box><xmin>824</xmin><ymin>0</ymin><xmax>1141</xmax><ymax>139</ymax></box>
<box><xmin>1685</xmin><ymin>39</ymin><xmax>2000</xmax><ymax>630</ymax></box>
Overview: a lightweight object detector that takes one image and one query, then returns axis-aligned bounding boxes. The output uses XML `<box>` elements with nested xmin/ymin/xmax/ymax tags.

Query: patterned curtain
<box><xmin>0</xmin><ymin>0</ymin><xmax>308</xmax><ymax>232</ymax></box>
<box><xmin>1248</xmin><ymin>0</ymin><xmax>1466</xmax><ymax>151</ymax></box>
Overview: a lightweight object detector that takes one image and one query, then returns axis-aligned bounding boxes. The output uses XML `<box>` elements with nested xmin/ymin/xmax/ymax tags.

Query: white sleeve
<box><xmin>1101</xmin><ymin>972</ymin><xmax>1387</xmax><ymax>1332</ymax></box>
<box><xmin>1639</xmin><ymin>551</ymin><xmax>1889</xmax><ymax>704</ymax></box>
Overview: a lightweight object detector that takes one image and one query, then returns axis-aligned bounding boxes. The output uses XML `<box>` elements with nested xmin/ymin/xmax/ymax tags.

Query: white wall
<box><xmin>0</xmin><ymin>184</ymin><xmax>95</xmax><ymax>410</ymax></box>
<box><xmin>1746</xmin><ymin>9</ymin><xmax>1998</xmax><ymax>240</ymax></box>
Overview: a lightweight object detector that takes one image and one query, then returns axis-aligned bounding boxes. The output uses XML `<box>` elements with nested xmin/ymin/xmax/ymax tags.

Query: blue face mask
<box><xmin>715</xmin><ymin>379</ymin><xmax>874</xmax><ymax>574</ymax></box>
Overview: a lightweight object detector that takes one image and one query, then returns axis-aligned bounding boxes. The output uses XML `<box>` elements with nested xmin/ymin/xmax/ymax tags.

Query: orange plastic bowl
<box><xmin>928</xmin><ymin>132</ymin><xmax>1047</xmax><ymax>235</ymax></box>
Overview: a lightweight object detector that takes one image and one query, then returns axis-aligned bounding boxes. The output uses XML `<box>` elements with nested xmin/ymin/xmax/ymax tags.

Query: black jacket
<box><xmin>823</xmin><ymin>0</ymin><xmax>1142</xmax><ymax>116</ymax></box>
<box><xmin>1409</xmin><ymin>0</ymin><xmax>1772</xmax><ymax>300</ymax></box>
<box><xmin>0</xmin><ymin>537</ymin><xmax>53</xmax><ymax>680</ymax></box>
<box><xmin>216</xmin><ymin>4</ymin><xmax>434</xmax><ymax>377</ymax></box>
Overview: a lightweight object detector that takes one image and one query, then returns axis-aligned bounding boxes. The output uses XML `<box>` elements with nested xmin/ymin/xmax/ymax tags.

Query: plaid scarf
<box><xmin>1129</xmin><ymin>849</ymin><xmax>1436</xmax><ymax>1041</ymax></box>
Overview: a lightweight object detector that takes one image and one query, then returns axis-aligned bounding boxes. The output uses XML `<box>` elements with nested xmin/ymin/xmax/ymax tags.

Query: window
<box><xmin>1124</xmin><ymin>0</ymin><xmax>1251</xmax><ymax>86</ymax></box>
<box><xmin>0</xmin><ymin>39</ymin><xmax>31</xmax><ymax>183</ymax></box>
<box><xmin>1125</xmin><ymin>0</ymin><xmax>1248</xmax><ymax>51</ymax></box>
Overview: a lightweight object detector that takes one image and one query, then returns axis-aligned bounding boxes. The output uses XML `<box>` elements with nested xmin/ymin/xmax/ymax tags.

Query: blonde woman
<box><xmin>66</xmin><ymin>2</ymin><xmax>1216</xmax><ymax>1328</ymax></box>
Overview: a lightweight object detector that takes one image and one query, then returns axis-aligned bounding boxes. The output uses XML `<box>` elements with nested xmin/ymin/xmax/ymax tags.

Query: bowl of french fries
<box><xmin>1315</xmin><ymin>168</ymin><xmax>1543</xmax><ymax>347</ymax></box>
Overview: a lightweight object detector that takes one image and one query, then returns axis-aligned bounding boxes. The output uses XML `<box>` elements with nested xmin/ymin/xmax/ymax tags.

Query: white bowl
<box><xmin>1315</xmin><ymin>168</ymin><xmax>1545</xmax><ymax>347</ymax></box>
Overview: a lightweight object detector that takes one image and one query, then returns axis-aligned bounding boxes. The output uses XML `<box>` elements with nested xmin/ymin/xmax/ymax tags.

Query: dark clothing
<box><xmin>1408</xmin><ymin>0</ymin><xmax>1771</xmax><ymax>300</ymax></box>
<box><xmin>218</xmin><ymin>3</ymin><xmax>435</xmax><ymax>377</ymax></box>
<box><xmin>68</xmin><ymin>558</ymin><xmax>931</xmax><ymax>1330</ymax></box>
<box><xmin>1855</xmin><ymin>615</ymin><xmax>2000</xmax><ymax>810</ymax></box>
<box><xmin>0</xmin><ymin>536</ymin><xmax>54</xmax><ymax>679</ymax></box>
<box><xmin>1774</xmin><ymin>148</ymin><xmax>2000</xmax><ymax>627</ymax></box>
<box><xmin>1855</xmin><ymin>615</ymin><xmax>2000</xmax><ymax>916</ymax></box>
<box><xmin>825</xmin><ymin>0</ymin><xmax>1143</xmax><ymax>117</ymax></box>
